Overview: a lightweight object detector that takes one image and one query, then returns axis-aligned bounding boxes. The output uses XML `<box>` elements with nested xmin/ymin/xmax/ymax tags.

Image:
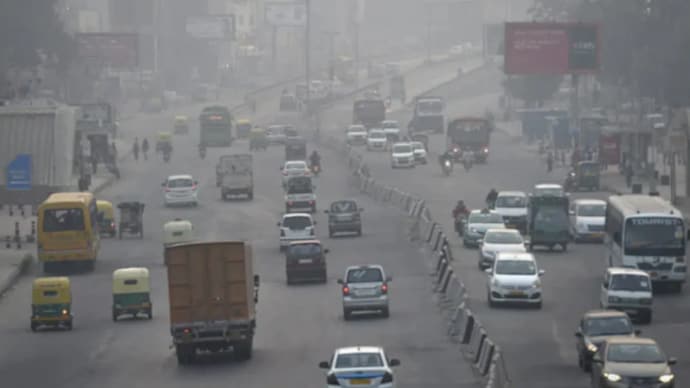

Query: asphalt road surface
<box><xmin>318</xmin><ymin>63</ymin><xmax>690</xmax><ymax>387</ymax></box>
<box><xmin>0</xmin><ymin>61</ymin><xmax>483</xmax><ymax>388</ymax></box>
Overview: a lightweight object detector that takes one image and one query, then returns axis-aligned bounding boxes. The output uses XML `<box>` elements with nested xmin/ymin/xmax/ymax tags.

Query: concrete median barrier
<box><xmin>467</xmin><ymin>327</ymin><xmax>488</xmax><ymax>364</ymax></box>
<box><xmin>476</xmin><ymin>337</ymin><xmax>495</xmax><ymax>376</ymax></box>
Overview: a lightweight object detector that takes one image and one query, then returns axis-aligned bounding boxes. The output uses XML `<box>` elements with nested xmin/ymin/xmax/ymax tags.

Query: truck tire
<box><xmin>234</xmin><ymin>338</ymin><xmax>253</xmax><ymax>360</ymax></box>
<box><xmin>176</xmin><ymin>344</ymin><xmax>195</xmax><ymax>365</ymax></box>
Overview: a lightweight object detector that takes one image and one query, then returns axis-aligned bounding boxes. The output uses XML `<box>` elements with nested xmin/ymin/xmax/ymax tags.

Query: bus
<box><xmin>200</xmin><ymin>105</ymin><xmax>233</xmax><ymax>147</ymax></box>
<box><xmin>605</xmin><ymin>195</ymin><xmax>687</xmax><ymax>292</ymax></box>
<box><xmin>37</xmin><ymin>192</ymin><xmax>100</xmax><ymax>272</ymax></box>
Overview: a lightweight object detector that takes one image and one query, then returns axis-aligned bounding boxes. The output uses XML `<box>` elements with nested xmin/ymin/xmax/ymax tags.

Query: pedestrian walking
<box><xmin>133</xmin><ymin>137</ymin><xmax>140</xmax><ymax>161</ymax></box>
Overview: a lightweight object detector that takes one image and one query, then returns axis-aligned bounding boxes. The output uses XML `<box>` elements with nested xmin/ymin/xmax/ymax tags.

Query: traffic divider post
<box><xmin>447</xmin><ymin>302</ymin><xmax>467</xmax><ymax>338</ymax></box>
<box><xmin>467</xmin><ymin>327</ymin><xmax>487</xmax><ymax>363</ymax></box>
<box><xmin>461</xmin><ymin>310</ymin><xmax>476</xmax><ymax>345</ymax></box>
<box><xmin>435</xmin><ymin>258</ymin><xmax>449</xmax><ymax>286</ymax></box>
<box><xmin>436</xmin><ymin>268</ymin><xmax>453</xmax><ymax>294</ymax></box>
<box><xmin>476</xmin><ymin>337</ymin><xmax>495</xmax><ymax>376</ymax></box>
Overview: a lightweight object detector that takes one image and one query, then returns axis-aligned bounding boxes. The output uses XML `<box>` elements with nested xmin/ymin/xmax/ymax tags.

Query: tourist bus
<box><xmin>605</xmin><ymin>194</ymin><xmax>687</xmax><ymax>292</ymax></box>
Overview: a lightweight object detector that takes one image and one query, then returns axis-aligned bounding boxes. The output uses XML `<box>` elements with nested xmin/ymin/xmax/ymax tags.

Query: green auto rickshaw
<box><xmin>31</xmin><ymin>277</ymin><xmax>73</xmax><ymax>331</ymax></box>
<box><xmin>236</xmin><ymin>119</ymin><xmax>252</xmax><ymax>139</ymax></box>
<box><xmin>249</xmin><ymin>127</ymin><xmax>268</xmax><ymax>151</ymax></box>
<box><xmin>565</xmin><ymin>161</ymin><xmax>601</xmax><ymax>192</ymax></box>
<box><xmin>112</xmin><ymin>267</ymin><xmax>152</xmax><ymax>321</ymax></box>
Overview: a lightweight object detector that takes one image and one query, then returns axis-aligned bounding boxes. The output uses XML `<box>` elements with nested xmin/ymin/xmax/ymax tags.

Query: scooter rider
<box><xmin>486</xmin><ymin>188</ymin><xmax>498</xmax><ymax>209</ymax></box>
<box><xmin>452</xmin><ymin>200</ymin><xmax>470</xmax><ymax>234</ymax></box>
<box><xmin>310</xmin><ymin>150</ymin><xmax>321</xmax><ymax>169</ymax></box>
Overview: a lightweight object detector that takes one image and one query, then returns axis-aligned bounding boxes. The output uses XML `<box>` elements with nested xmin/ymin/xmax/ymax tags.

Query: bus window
<box><xmin>43</xmin><ymin>208</ymin><xmax>85</xmax><ymax>232</ymax></box>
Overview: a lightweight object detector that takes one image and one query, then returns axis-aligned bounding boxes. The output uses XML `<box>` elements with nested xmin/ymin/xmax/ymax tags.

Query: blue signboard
<box><xmin>6</xmin><ymin>154</ymin><xmax>32</xmax><ymax>191</ymax></box>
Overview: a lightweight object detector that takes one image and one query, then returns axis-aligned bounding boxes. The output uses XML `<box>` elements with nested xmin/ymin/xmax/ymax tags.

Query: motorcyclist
<box><xmin>546</xmin><ymin>151</ymin><xmax>554</xmax><ymax>172</ymax></box>
<box><xmin>310</xmin><ymin>150</ymin><xmax>321</xmax><ymax>168</ymax></box>
<box><xmin>132</xmin><ymin>138</ymin><xmax>140</xmax><ymax>161</ymax></box>
<box><xmin>452</xmin><ymin>200</ymin><xmax>470</xmax><ymax>219</ymax></box>
<box><xmin>439</xmin><ymin>150</ymin><xmax>453</xmax><ymax>165</ymax></box>
<box><xmin>486</xmin><ymin>188</ymin><xmax>498</xmax><ymax>209</ymax></box>
<box><xmin>141</xmin><ymin>138</ymin><xmax>149</xmax><ymax>160</ymax></box>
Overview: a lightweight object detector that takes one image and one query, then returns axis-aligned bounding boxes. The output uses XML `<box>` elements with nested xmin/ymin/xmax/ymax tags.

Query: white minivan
<box><xmin>569</xmin><ymin>199</ymin><xmax>606</xmax><ymax>242</ymax></box>
<box><xmin>494</xmin><ymin>191</ymin><xmax>528</xmax><ymax>233</ymax></box>
<box><xmin>600</xmin><ymin>267</ymin><xmax>653</xmax><ymax>324</ymax></box>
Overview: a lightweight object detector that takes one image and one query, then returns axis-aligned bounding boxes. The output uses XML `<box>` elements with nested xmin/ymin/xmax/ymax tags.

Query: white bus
<box><xmin>605</xmin><ymin>195</ymin><xmax>687</xmax><ymax>292</ymax></box>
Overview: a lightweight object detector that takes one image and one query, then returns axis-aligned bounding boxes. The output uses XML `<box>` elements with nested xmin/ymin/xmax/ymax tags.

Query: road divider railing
<box><xmin>318</xmin><ymin>133</ymin><xmax>512</xmax><ymax>388</ymax></box>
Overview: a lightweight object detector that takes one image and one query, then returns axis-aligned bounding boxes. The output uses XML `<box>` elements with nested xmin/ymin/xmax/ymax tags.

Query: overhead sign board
<box><xmin>265</xmin><ymin>2</ymin><xmax>307</xmax><ymax>26</ymax></box>
<box><xmin>76</xmin><ymin>33</ymin><xmax>139</xmax><ymax>68</ymax></box>
<box><xmin>504</xmin><ymin>22</ymin><xmax>600</xmax><ymax>75</ymax></box>
<box><xmin>6</xmin><ymin>154</ymin><xmax>32</xmax><ymax>191</ymax></box>
<box><xmin>186</xmin><ymin>15</ymin><xmax>235</xmax><ymax>40</ymax></box>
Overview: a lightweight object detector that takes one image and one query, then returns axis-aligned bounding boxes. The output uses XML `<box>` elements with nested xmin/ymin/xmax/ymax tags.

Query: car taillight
<box><xmin>287</xmin><ymin>201</ymin><xmax>294</xmax><ymax>205</ymax></box>
<box><xmin>110</xmin><ymin>221</ymin><xmax>115</xmax><ymax>228</ymax></box>
<box><xmin>381</xmin><ymin>372</ymin><xmax>393</xmax><ymax>383</ymax></box>
<box><xmin>191</xmin><ymin>184</ymin><xmax>197</xmax><ymax>190</ymax></box>
<box><xmin>342</xmin><ymin>286</ymin><xmax>350</xmax><ymax>295</ymax></box>
<box><xmin>283</xmin><ymin>171</ymin><xmax>288</xmax><ymax>175</ymax></box>
<box><xmin>326</xmin><ymin>374</ymin><xmax>339</xmax><ymax>385</ymax></box>
<box><xmin>308</xmin><ymin>200</ymin><xmax>314</xmax><ymax>205</ymax></box>
<box><xmin>183</xmin><ymin>328</ymin><xmax>192</xmax><ymax>334</ymax></box>
<box><xmin>381</xmin><ymin>284</ymin><xmax>388</xmax><ymax>294</ymax></box>
<box><xmin>165</xmin><ymin>188</ymin><xmax>170</xmax><ymax>192</ymax></box>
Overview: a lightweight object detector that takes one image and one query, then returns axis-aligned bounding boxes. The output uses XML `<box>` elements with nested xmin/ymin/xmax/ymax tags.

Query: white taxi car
<box><xmin>410</xmin><ymin>141</ymin><xmax>427</xmax><ymax>164</ymax></box>
<box><xmin>277</xmin><ymin>213</ymin><xmax>316</xmax><ymax>251</ymax></box>
<box><xmin>162</xmin><ymin>174</ymin><xmax>198</xmax><ymax>207</ymax></box>
<box><xmin>486</xmin><ymin>252</ymin><xmax>544</xmax><ymax>308</ymax></box>
<box><xmin>478</xmin><ymin>228</ymin><xmax>527</xmax><ymax>270</ymax></box>
<box><xmin>346</xmin><ymin>124</ymin><xmax>368</xmax><ymax>146</ymax></box>
<box><xmin>390</xmin><ymin>142</ymin><xmax>415</xmax><ymax>169</ymax></box>
<box><xmin>319</xmin><ymin>346</ymin><xmax>400</xmax><ymax>388</ymax></box>
<box><xmin>367</xmin><ymin>129</ymin><xmax>387</xmax><ymax>151</ymax></box>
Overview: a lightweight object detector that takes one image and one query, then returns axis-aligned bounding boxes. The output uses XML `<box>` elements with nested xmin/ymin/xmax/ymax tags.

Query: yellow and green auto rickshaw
<box><xmin>31</xmin><ymin>277</ymin><xmax>73</xmax><ymax>332</ymax></box>
<box><xmin>156</xmin><ymin>131</ymin><xmax>173</xmax><ymax>153</ymax></box>
<box><xmin>173</xmin><ymin>115</ymin><xmax>189</xmax><ymax>134</ymax></box>
<box><xmin>236</xmin><ymin>119</ymin><xmax>252</xmax><ymax>139</ymax></box>
<box><xmin>112</xmin><ymin>267</ymin><xmax>152</xmax><ymax>321</ymax></box>
<box><xmin>249</xmin><ymin>126</ymin><xmax>268</xmax><ymax>151</ymax></box>
<box><xmin>96</xmin><ymin>200</ymin><xmax>117</xmax><ymax>237</ymax></box>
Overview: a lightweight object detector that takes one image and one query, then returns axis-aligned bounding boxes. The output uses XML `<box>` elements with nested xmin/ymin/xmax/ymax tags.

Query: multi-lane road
<box><xmin>318</xmin><ymin>63</ymin><xmax>690</xmax><ymax>387</ymax></box>
<box><xmin>0</xmin><ymin>57</ymin><xmax>485</xmax><ymax>388</ymax></box>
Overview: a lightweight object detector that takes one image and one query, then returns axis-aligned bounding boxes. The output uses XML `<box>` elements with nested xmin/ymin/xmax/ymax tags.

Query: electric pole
<box><xmin>305</xmin><ymin>0</ymin><xmax>311</xmax><ymax>107</ymax></box>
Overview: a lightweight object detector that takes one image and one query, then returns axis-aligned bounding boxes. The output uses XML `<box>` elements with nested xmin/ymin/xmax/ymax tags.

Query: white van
<box><xmin>600</xmin><ymin>267</ymin><xmax>653</xmax><ymax>324</ymax></box>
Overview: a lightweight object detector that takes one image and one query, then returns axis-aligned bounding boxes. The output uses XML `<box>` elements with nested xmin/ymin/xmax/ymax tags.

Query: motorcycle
<box><xmin>454</xmin><ymin>214</ymin><xmax>467</xmax><ymax>236</ymax></box>
<box><xmin>311</xmin><ymin>163</ymin><xmax>321</xmax><ymax>176</ymax></box>
<box><xmin>442</xmin><ymin>159</ymin><xmax>453</xmax><ymax>176</ymax></box>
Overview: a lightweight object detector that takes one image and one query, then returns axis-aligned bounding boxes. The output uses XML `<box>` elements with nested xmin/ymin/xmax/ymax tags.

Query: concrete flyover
<box><xmin>316</xmin><ymin>62</ymin><xmax>690</xmax><ymax>387</ymax></box>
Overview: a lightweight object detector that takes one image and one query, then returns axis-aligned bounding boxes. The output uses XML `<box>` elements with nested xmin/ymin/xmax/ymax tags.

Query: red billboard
<box><xmin>504</xmin><ymin>22</ymin><xmax>600</xmax><ymax>75</ymax></box>
<box><xmin>76</xmin><ymin>33</ymin><xmax>139</xmax><ymax>68</ymax></box>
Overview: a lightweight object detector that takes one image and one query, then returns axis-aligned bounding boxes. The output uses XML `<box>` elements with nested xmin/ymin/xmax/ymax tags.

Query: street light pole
<box><xmin>305</xmin><ymin>0</ymin><xmax>311</xmax><ymax>106</ymax></box>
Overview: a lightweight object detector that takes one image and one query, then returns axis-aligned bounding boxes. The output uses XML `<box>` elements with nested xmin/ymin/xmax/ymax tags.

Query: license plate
<box><xmin>350</xmin><ymin>379</ymin><xmax>371</xmax><ymax>385</ymax></box>
<box><xmin>298</xmin><ymin>259</ymin><xmax>312</xmax><ymax>264</ymax></box>
<box><xmin>509</xmin><ymin>291</ymin><xmax>525</xmax><ymax>296</ymax></box>
<box><xmin>357</xmin><ymin>289</ymin><xmax>377</xmax><ymax>296</ymax></box>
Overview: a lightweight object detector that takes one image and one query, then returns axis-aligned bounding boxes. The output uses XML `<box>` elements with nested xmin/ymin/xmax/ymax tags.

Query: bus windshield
<box><xmin>624</xmin><ymin>217</ymin><xmax>685</xmax><ymax>256</ymax></box>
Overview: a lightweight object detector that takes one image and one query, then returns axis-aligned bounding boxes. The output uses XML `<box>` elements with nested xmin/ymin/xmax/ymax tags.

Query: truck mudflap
<box><xmin>171</xmin><ymin>319</ymin><xmax>256</xmax><ymax>345</ymax></box>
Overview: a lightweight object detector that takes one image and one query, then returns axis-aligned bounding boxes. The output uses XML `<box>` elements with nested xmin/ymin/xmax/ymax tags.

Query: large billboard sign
<box><xmin>265</xmin><ymin>2</ymin><xmax>307</xmax><ymax>26</ymax></box>
<box><xmin>504</xmin><ymin>22</ymin><xmax>600</xmax><ymax>75</ymax></box>
<box><xmin>186</xmin><ymin>15</ymin><xmax>235</xmax><ymax>40</ymax></box>
<box><xmin>76</xmin><ymin>33</ymin><xmax>139</xmax><ymax>68</ymax></box>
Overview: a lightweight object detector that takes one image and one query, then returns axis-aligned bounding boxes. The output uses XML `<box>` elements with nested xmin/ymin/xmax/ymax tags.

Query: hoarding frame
<box><xmin>264</xmin><ymin>2</ymin><xmax>307</xmax><ymax>27</ymax></box>
<box><xmin>76</xmin><ymin>32</ymin><xmax>140</xmax><ymax>69</ymax></box>
<box><xmin>504</xmin><ymin>22</ymin><xmax>600</xmax><ymax>75</ymax></box>
<box><xmin>185</xmin><ymin>15</ymin><xmax>236</xmax><ymax>40</ymax></box>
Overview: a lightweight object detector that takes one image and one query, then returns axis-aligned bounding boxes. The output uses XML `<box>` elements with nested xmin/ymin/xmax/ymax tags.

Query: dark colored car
<box><xmin>285</xmin><ymin>240</ymin><xmax>328</xmax><ymax>284</ymax></box>
<box><xmin>325</xmin><ymin>200</ymin><xmax>363</xmax><ymax>237</ymax></box>
<box><xmin>591</xmin><ymin>337</ymin><xmax>676</xmax><ymax>388</ymax></box>
<box><xmin>574</xmin><ymin>310</ymin><xmax>639</xmax><ymax>372</ymax></box>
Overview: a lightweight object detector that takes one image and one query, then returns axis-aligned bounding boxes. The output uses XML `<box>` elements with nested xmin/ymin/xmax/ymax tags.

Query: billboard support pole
<box><xmin>272</xmin><ymin>25</ymin><xmax>278</xmax><ymax>72</ymax></box>
<box><xmin>153</xmin><ymin>0</ymin><xmax>160</xmax><ymax>75</ymax></box>
<box><xmin>570</xmin><ymin>74</ymin><xmax>580</xmax><ymax>146</ymax></box>
<box><xmin>305</xmin><ymin>0</ymin><xmax>311</xmax><ymax>105</ymax></box>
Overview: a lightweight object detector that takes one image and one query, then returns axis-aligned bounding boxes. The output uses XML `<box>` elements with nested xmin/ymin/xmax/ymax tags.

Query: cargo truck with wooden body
<box><xmin>166</xmin><ymin>241</ymin><xmax>259</xmax><ymax>365</ymax></box>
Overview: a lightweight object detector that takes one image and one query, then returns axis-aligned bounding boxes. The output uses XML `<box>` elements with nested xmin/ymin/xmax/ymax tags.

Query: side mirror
<box><xmin>574</xmin><ymin>332</ymin><xmax>583</xmax><ymax>338</ymax></box>
<box><xmin>324</xmin><ymin>248</ymin><xmax>330</xmax><ymax>254</ymax></box>
<box><xmin>318</xmin><ymin>361</ymin><xmax>330</xmax><ymax>369</ymax></box>
<box><xmin>602</xmin><ymin>281</ymin><xmax>609</xmax><ymax>289</ymax></box>
<box><xmin>484</xmin><ymin>268</ymin><xmax>492</xmax><ymax>275</ymax></box>
<box><xmin>253</xmin><ymin>274</ymin><xmax>260</xmax><ymax>286</ymax></box>
<box><xmin>569</xmin><ymin>210</ymin><xmax>575</xmax><ymax>216</ymax></box>
<box><xmin>389</xmin><ymin>359</ymin><xmax>400</xmax><ymax>367</ymax></box>
<box><xmin>634</xmin><ymin>329</ymin><xmax>642</xmax><ymax>336</ymax></box>
<box><xmin>538</xmin><ymin>269</ymin><xmax>545</xmax><ymax>276</ymax></box>
<box><xmin>337</xmin><ymin>278</ymin><xmax>343</xmax><ymax>284</ymax></box>
<box><xmin>386</xmin><ymin>276</ymin><xmax>392</xmax><ymax>282</ymax></box>
<box><xmin>668</xmin><ymin>357</ymin><xmax>677</xmax><ymax>365</ymax></box>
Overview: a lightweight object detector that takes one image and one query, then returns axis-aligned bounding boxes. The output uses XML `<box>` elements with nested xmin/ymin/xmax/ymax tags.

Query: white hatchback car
<box><xmin>486</xmin><ymin>252</ymin><xmax>544</xmax><ymax>308</ymax></box>
<box><xmin>367</xmin><ymin>129</ymin><xmax>388</xmax><ymax>151</ymax></box>
<box><xmin>281</xmin><ymin>160</ymin><xmax>311</xmax><ymax>188</ymax></box>
<box><xmin>278</xmin><ymin>213</ymin><xmax>316</xmax><ymax>251</ymax></box>
<box><xmin>319</xmin><ymin>346</ymin><xmax>400</xmax><ymax>388</ymax></box>
<box><xmin>569</xmin><ymin>199</ymin><xmax>606</xmax><ymax>242</ymax></box>
<box><xmin>478</xmin><ymin>228</ymin><xmax>527</xmax><ymax>270</ymax></box>
<box><xmin>346</xmin><ymin>124</ymin><xmax>368</xmax><ymax>146</ymax></box>
<box><xmin>390</xmin><ymin>142</ymin><xmax>415</xmax><ymax>169</ymax></box>
<box><xmin>410</xmin><ymin>141</ymin><xmax>427</xmax><ymax>164</ymax></box>
<box><xmin>163</xmin><ymin>175</ymin><xmax>198</xmax><ymax>207</ymax></box>
<box><xmin>338</xmin><ymin>265</ymin><xmax>391</xmax><ymax>320</ymax></box>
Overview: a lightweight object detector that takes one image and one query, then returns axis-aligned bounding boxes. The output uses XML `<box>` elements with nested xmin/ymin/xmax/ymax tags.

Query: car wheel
<box><xmin>343</xmin><ymin>308</ymin><xmax>351</xmax><ymax>321</ymax></box>
<box><xmin>534</xmin><ymin>301</ymin><xmax>542</xmax><ymax>309</ymax></box>
<box><xmin>381</xmin><ymin>307</ymin><xmax>390</xmax><ymax>318</ymax></box>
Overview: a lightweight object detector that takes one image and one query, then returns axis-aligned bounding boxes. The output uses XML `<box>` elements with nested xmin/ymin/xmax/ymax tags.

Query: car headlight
<box><xmin>469</xmin><ymin>227</ymin><xmax>478</xmax><ymax>234</ymax></box>
<box><xmin>639</xmin><ymin>298</ymin><xmax>653</xmax><ymax>305</ymax></box>
<box><xmin>491</xmin><ymin>278</ymin><xmax>500</xmax><ymax>287</ymax></box>
<box><xmin>608</xmin><ymin>296</ymin><xmax>621</xmax><ymax>303</ymax></box>
<box><xmin>659</xmin><ymin>374</ymin><xmax>675</xmax><ymax>383</ymax></box>
<box><xmin>531</xmin><ymin>279</ymin><xmax>541</xmax><ymax>288</ymax></box>
<box><xmin>604</xmin><ymin>373</ymin><xmax>621</xmax><ymax>382</ymax></box>
<box><xmin>586</xmin><ymin>343</ymin><xmax>598</xmax><ymax>353</ymax></box>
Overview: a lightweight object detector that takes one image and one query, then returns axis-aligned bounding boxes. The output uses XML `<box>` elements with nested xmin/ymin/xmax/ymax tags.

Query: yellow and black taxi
<box><xmin>31</xmin><ymin>277</ymin><xmax>73</xmax><ymax>331</ymax></box>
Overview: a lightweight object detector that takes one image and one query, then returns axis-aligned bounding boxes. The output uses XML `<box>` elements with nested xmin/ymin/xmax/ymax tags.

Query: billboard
<box><xmin>265</xmin><ymin>2</ymin><xmax>307</xmax><ymax>26</ymax></box>
<box><xmin>504</xmin><ymin>22</ymin><xmax>600</xmax><ymax>75</ymax></box>
<box><xmin>186</xmin><ymin>15</ymin><xmax>235</xmax><ymax>40</ymax></box>
<box><xmin>76</xmin><ymin>33</ymin><xmax>139</xmax><ymax>68</ymax></box>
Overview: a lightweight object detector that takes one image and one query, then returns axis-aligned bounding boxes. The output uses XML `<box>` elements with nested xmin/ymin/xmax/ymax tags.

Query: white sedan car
<box><xmin>281</xmin><ymin>160</ymin><xmax>311</xmax><ymax>188</ymax></box>
<box><xmin>478</xmin><ymin>228</ymin><xmax>527</xmax><ymax>270</ymax></box>
<box><xmin>163</xmin><ymin>174</ymin><xmax>198</xmax><ymax>207</ymax></box>
<box><xmin>390</xmin><ymin>142</ymin><xmax>415</xmax><ymax>169</ymax></box>
<box><xmin>410</xmin><ymin>141</ymin><xmax>427</xmax><ymax>164</ymax></box>
<box><xmin>486</xmin><ymin>252</ymin><xmax>544</xmax><ymax>308</ymax></box>
<box><xmin>367</xmin><ymin>129</ymin><xmax>388</xmax><ymax>151</ymax></box>
<box><xmin>346</xmin><ymin>124</ymin><xmax>368</xmax><ymax>146</ymax></box>
<box><xmin>319</xmin><ymin>346</ymin><xmax>400</xmax><ymax>388</ymax></box>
